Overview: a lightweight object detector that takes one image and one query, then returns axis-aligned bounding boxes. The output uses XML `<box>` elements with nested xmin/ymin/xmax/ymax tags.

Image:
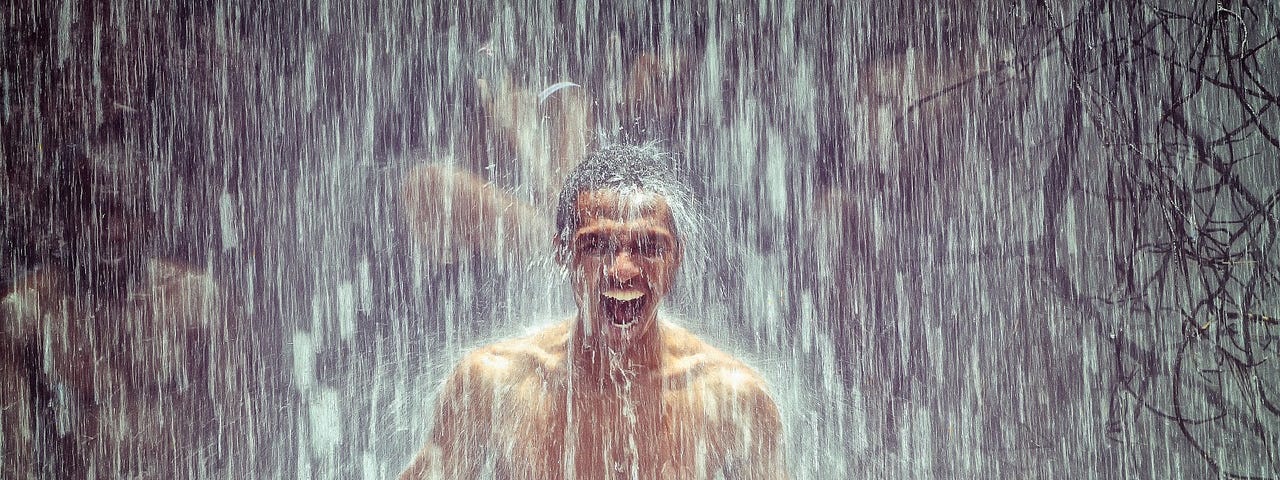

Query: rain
<box><xmin>2</xmin><ymin>1</ymin><xmax>1278</xmax><ymax>478</ymax></box>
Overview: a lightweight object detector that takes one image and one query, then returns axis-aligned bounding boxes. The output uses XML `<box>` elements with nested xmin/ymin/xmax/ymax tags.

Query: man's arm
<box><xmin>400</xmin><ymin>163</ymin><xmax>549</xmax><ymax>265</ymax></box>
<box><xmin>0</xmin><ymin>352</ymin><xmax>35</xmax><ymax>479</ymax></box>
<box><xmin>718</xmin><ymin>369</ymin><xmax>789</xmax><ymax>480</ymax></box>
<box><xmin>400</xmin><ymin>351</ymin><xmax>500</xmax><ymax>480</ymax></box>
<box><xmin>1</xmin><ymin>293</ymin><xmax>36</xmax><ymax>479</ymax></box>
<box><xmin>167</xmin><ymin>266</ymin><xmax>252</xmax><ymax>473</ymax></box>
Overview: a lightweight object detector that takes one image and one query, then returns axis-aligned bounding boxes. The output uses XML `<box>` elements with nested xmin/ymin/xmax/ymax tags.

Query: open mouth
<box><xmin>601</xmin><ymin>289</ymin><xmax>646</xmax><ymax>328</ymax></box>
<box><xmin>96</xmin><ymin>253</ymin><xmax>128</xmax><ymax>266</ymax></box>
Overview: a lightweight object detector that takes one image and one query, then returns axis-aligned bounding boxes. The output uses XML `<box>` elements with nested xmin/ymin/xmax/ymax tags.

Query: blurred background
<box><xmin>2</xmin><ymin>1</ymin><xmax>1277</xmax><ymax>478</ymax></box>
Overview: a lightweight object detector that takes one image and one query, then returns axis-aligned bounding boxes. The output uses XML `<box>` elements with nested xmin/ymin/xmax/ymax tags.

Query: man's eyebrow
<box><xmin>573</xmin><ymin>226</ymin><xmax>675</xmax><ymax>243</ymax></box>
<box><xmin>636</xmin><ymin>230</ymin><xmax>675</xmax><ymax>244</ymax></box>
<box><xmin>573</xmin><ymin>229</ymin><xmax>607</xmax><ymax>241</ymax></box>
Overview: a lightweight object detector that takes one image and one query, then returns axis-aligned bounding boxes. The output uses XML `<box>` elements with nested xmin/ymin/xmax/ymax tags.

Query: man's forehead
<box><xmin>574</xmin><ymin>189</ymin><xmax>675</xmax><ymax>229</ymax></box>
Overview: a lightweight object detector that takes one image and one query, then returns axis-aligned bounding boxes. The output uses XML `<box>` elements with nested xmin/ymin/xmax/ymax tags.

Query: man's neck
<box><xmin>61</xmin><ymin>259</ymin><xmax>146</xmax><ymax>302</ymax></box>
<box><xmin>567</xmin><ymin>317</ymin><xmax>665</xmax><ymax>386</ymax></box>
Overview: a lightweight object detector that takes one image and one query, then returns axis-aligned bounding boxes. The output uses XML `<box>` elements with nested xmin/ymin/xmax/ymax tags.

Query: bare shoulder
<box><xmin>1</xmin><ymin>267</ymin><xmax>64</xmax><ymax>342</ymax></box>
<box><xmin>2</xmin><ymin>266</ymin><xmax>62</xmax><ymax>305</ymax></box>
<box><xmin>660</xmin><ymin>322</ymin><xmax>775</xmax><ymax>400</ymax></box>
<box><xmin>449</xmin><ymin>322</ymin><xmax>570</xmax><ymax>387</ymax></box>
<box><xmin>144</xmin><ymin>259</ymin><xmax>230</xmax><ymax>335</ymax></box>
<box><xmin>148</xmin><ymin>259</ymin><xmax>220</xmax><ymax>301</ymax></box>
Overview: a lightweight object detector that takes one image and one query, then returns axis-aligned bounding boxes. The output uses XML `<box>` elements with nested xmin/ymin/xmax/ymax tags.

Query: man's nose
<box><xmin>607</xmin><ymin>250</ymin><xmax>642</xmax><ymax>283</ymax></box>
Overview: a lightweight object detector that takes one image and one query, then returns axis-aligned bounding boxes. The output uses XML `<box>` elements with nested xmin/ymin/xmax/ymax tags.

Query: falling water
<box><xmin>2</xmin><ymin>1</ymin><xmax>1278</xmax><ymax>479</ymax></box>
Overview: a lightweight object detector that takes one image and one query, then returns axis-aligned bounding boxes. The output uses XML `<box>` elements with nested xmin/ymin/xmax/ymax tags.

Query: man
<box><xmin>399</xmin><ymin>22</ymin><xmax>702</xmax><ymax>267</ymax></box>
<box><xmin>400</xmin><ymin>144</ymin><xmax>787</xmax><ymax>479</ymax></box>
<box><xmin>398</xmin><ymin>44</ymin><xmax>593</xmax><ymax>267</ymax></box>
<box><xmin>0</xmin><ymin>109</ymin><xmax>244</xmax><ymax>478</ymax></box>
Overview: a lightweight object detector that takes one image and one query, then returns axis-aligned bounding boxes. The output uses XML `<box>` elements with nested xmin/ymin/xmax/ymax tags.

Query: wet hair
<box><xmin>72</xmin><ymin>108</ymin><xmax>157</xmax><ymax>215</ymax></box>
<box><xmin>554</xmin><ymin>143</ymin><xmax>720</xmax><ymax>312</ymax></box>
<box><xmin>553</xmin><ymin>143</ymin><xmax>691</xmax><ymax>248</ymax></box>
<box><xmin>44</xmin><ymin>107</ymin><xmax>159</xmax><ymax>260</ymax></box>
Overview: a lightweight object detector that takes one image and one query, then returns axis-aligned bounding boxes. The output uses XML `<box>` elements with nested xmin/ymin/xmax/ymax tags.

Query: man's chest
<box><xmin>26</xmin><ymin>295</ymin><xmax>199</xmax><ymax>395</ymax></box>
<box><xmin>490</xmin><ymin>385</ymin><xmax>727</xmax><ymax>479</ymax></box>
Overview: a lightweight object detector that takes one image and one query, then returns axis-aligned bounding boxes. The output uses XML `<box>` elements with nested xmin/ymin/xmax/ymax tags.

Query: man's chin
<box><xmin>583</xmin><ymin>310</ymin><xmax>655</xmax><ymax>347</ymax></box>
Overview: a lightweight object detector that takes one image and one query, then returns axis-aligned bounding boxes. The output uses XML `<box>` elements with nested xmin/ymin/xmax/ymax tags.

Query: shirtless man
<box><xmin>399</xmin><ymin>30</ymin><xmax>697</xmax><ymax>268</ymax></box>
<box><xmin>0</xmin><ymin>109</ymin><xmax>242</xmax><ymax>478</ymax></box>
<box><xmin>400</xmin><ymin>144</ymin><xmax>787</xmax><ymax>479</ymax></box>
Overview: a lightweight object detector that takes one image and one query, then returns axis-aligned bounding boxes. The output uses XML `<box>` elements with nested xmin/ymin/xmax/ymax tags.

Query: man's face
<box><xmin>563</xmin><ymin>189</ymin><xmax>681</xmax><ymax>349</ymax></box>
<box><xmin>84</xmin><ymin>195</ymin><xmax>151</xmax><ymax>268</ymax></box>
<box><xmin>76</xmin><ymin>143</ymin><xmax>153</xmax><ymax>272</ymax></box>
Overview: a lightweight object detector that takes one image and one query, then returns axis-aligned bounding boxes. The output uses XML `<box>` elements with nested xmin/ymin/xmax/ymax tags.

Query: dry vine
<box><xmin>1044</xmin><ymin>1</ymin><xmax>1279</xmax><ymax>477</ymax></box>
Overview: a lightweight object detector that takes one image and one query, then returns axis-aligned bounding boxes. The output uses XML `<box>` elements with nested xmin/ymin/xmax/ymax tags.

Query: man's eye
<box><xmin>579</xmin><ymin>238</ymin><xmax>611</xmax><ymax>255</ymax></box>
<box><xmin>635</xmin><ymin>240</ymin><xmax>665</xmax><ymax>257</ymax></box>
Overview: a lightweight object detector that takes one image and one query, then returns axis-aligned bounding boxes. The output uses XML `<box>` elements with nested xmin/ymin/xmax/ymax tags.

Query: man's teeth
<box><xmin>603</xmin><ymin>289</ymin><xmax>645</xmax><ymax>301</ymax></box>
<box><xmin>612</xmin><ymin>316</ymin><xmax>636</xmax><ymax>327</ymax></box>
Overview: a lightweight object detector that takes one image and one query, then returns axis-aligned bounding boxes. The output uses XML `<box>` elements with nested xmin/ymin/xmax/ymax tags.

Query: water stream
<box><xmin>2</xmin><ymin>1</ymin><xmax>1278</xmax><ymax>478</ymax></box>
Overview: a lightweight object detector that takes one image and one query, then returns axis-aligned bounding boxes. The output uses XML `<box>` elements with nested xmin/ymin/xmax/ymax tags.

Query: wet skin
<box><xmin>0</xmin><ymin>259</ymin><xmax>235</xmax><ymax>478</ymax></box>
<box><xmin>567</xmin><ymin>189</ymin><xmax>681</xmax><ymax>357</ymax></box>
<box><xmin>401</xmin><ymin>190</ymin><xmax>787</xmax><ymax>479</ymax></box>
